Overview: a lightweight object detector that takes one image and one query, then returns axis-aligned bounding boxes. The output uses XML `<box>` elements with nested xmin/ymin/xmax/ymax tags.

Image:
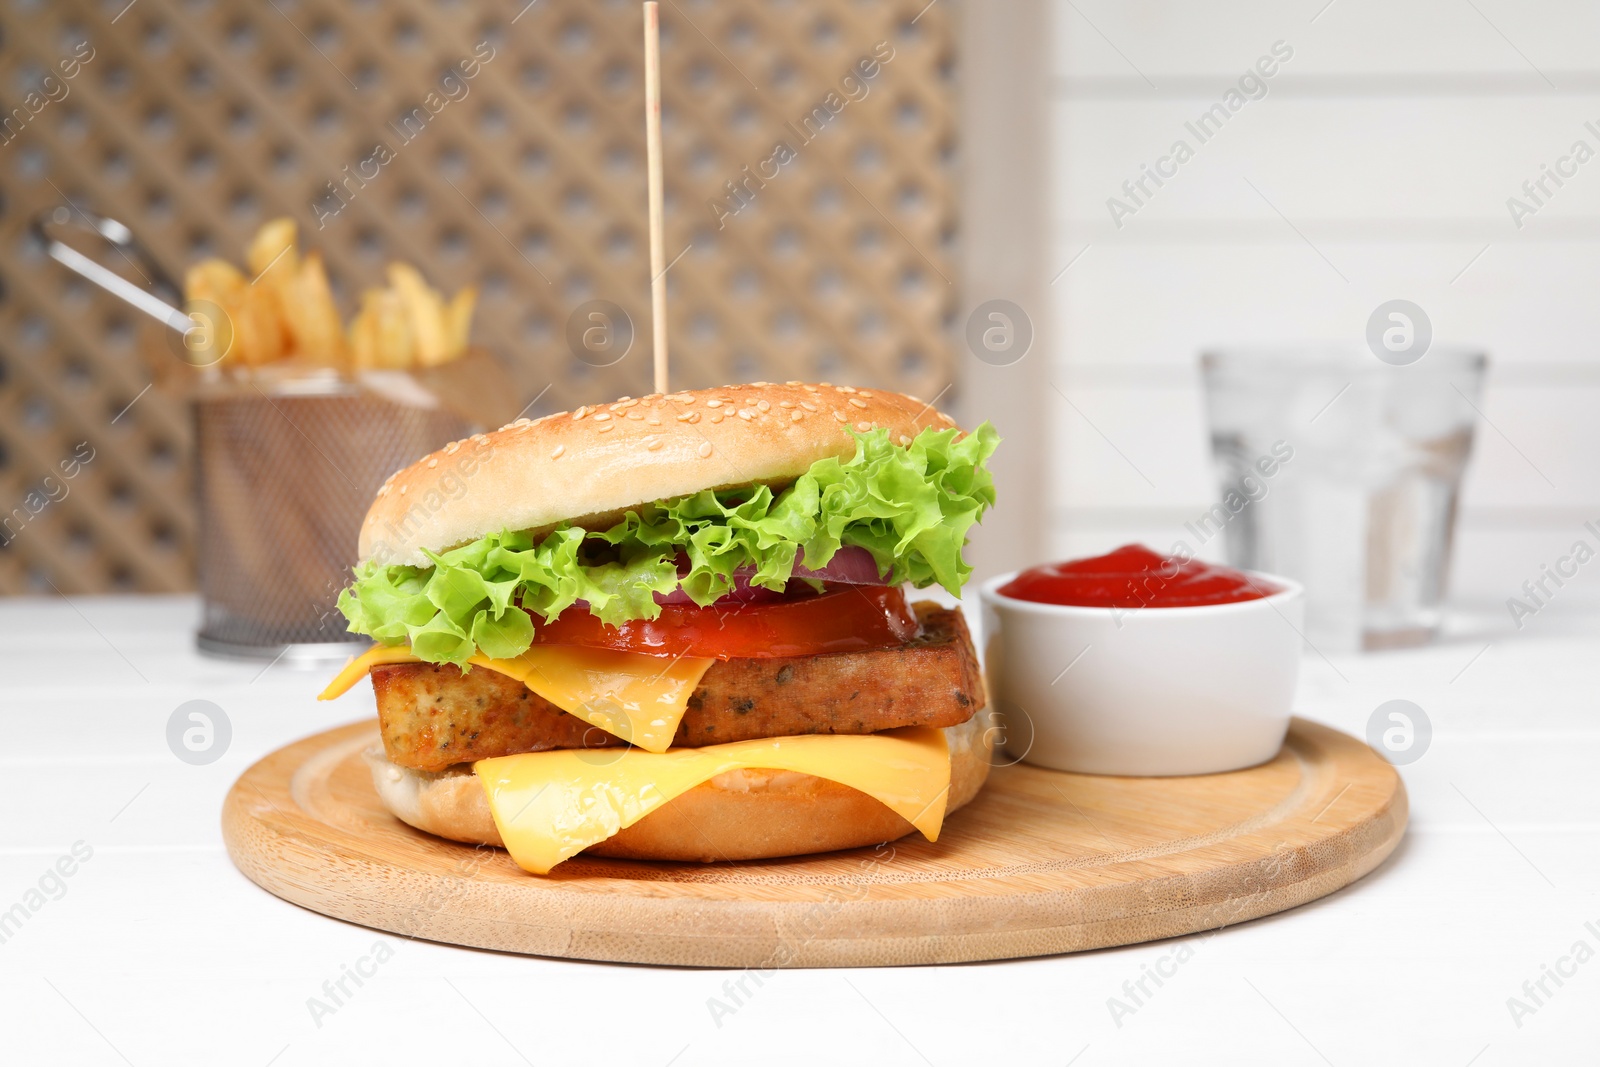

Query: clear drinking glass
<box><xmin>1200</xmin><ymin>349</ymin><xmax>1487</xmax><ymax>651</ymax></box>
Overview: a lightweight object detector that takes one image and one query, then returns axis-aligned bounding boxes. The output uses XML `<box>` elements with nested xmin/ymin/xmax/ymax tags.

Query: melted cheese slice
<box><xmin>475</xmin><ymin>727</ymin><xmax>952</xmax><ymax>874</ymax></box>
<box><xmin>318</xmin><ymin>644</ymin><xmax>713</xmax><ymax>753</ymax></box>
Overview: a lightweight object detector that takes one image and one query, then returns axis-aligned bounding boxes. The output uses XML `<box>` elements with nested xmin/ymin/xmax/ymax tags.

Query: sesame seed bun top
<box><xmin>358</xmin><ymin>381</ymin><xmax>961</xmax><ymax>568</ymax></box>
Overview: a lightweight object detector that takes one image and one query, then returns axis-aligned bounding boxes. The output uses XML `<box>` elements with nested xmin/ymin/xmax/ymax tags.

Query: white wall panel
<box><xmin>1049</xmin><ymin>243</ymin><xmax>1600</xmax><ymax>371</ymax></box>
<box><xmin>1050</xmin><ymin>0</ymin><xmax>1600</xmax><ymax>80</ymax></box>
<box><xmin>1053</xmin><ymin>96</ymin><xmax>1600</xmax><ymax>231</ymax></box>
<box><xmin>1044</xmin><ymin>382</ymin><xmax>1212</xmax><ymax>509</ymax></box>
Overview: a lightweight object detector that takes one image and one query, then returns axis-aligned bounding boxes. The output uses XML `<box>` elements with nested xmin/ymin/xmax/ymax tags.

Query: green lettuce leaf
<box><xmin>337</xmin><ymin>422</ymin><xmax>999</xmax><ymax>666</ymax></box>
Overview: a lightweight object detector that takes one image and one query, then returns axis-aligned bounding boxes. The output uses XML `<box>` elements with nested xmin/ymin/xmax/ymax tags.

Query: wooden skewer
<box><xmin>642</xmin><ymin>1</ymin><xmax>668</xmax><ymax>396</ymax></box>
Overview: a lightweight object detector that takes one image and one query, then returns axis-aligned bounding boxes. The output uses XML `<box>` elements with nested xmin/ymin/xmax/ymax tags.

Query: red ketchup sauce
<box><xmin>998</xmin><ymin>544</ymin><xmax>1282</xmax><ymax>609</ymax></box>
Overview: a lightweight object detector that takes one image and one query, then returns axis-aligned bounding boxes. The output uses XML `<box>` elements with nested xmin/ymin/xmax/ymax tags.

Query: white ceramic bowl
<box><xmin>978</xmin><ymin>570</ymin><xmax>1304</xmax><ymax>776</ymax></box>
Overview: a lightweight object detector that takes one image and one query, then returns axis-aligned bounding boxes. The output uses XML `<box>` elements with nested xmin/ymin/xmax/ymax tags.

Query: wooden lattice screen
<box><xmin>0</xmin><ymin>0</ymin><xmax>956</xmax><ymax>595</ymax></box>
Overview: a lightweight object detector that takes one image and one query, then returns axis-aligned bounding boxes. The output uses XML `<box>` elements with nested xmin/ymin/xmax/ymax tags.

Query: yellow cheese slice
<box><xmin>475</xmin><ymin>727</ymin><xmax>952</xmax><ymax>874</ymax></box>
<box><xmin>319</xmin><ymin>645</ymin><xmax>420</xmax><ymax>697</ymax></box>
<box><xmin>469</xmin><ymin>645</ymin><xmax>714</xmax><ymax>754</ymax></box>
<box><xmin>317</xmin><ymin>644</ymin><xmax>713</xmax><ymax>753</ymax></box>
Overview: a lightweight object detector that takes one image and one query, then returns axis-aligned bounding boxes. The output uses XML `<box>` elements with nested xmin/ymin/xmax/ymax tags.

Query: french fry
<box><xmin>184</xmin><ymin>259</ymin><xmax>246</xmax><ymax>305</ymax></box>
<box><xmin>350</xmin><ymin>288</ymin><xmax>414</xmax><ymax>369</ymax></box>
<box><xmin>246</xmin><ymin>218</ymin><xmax>300</xmax><ymax>281</ymax></box>
<box><xmin>384</xmin><ymin>263</ymin><xmax>450</xmax><ymax>367</ymax></box>
<box><xmin>374</xmin><ymin>289</ymin><xmax>416</xmax><ymax>369</ymax></box>
<box><xmin>183</xmin><ymin>261</ymin><xmax>246</xmax><ymax>364</ymax></box>
<box><xmin>232</xmin><ymin>281</ymin><xmax>287</xmax><ymax>365</ymax></box>
<box><xmin>445</xmin><ymin>287</ymin><xmax>477</xmax><ymax>361</ymax></box>
<box><xmin>245</xmin><ymin>218</ymin><xmax>309</xmax><ymax>364</ymax></box>
<box><xmin>347</xmin><ymin>301</ymin><xmax>378</xmax><ymax>371</ymax></box>
<box><xmin>248</xmin><ymin>219</ymin><xmax>347</xmax><ymax>366</ymax></box>
<box><xmin>283</xmin><ymin>251</ymin><xmax>348</xmax><ymax>366</ymax></box>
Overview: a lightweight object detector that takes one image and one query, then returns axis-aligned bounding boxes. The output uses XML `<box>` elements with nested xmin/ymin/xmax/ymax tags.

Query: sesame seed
<box><xmin>572</xmin><ymin>406</ymin><xmax>589</xmax><ymax>420</ymax></box>
<box><xmin>444</xmin><ymin>442</ymin><xmax>460</xmax><ymax>454</ymax></box>
<box><xmin>643</xmin><ymin>435</ymin><xmax>663</xmax><ymax>451</ymax></box>
<box><xmin>698</xmin><ymin>441</ymin><xmax>713</xmax><ymax>458</ymax></box>
<box><xmin>803</xmin><ymin>385</ymin><xmax>820</xmax><ymax>393</ymax></box>
<box><xmin>551</xmin><ymin>444</ymin><xmax>565</xmax><ymax>459</ymax></box>
<box><xmin>399</xmin><ymin>485</ymin><xmax>409</xmax><ymax>495</ymax></box>
<box><xmin>737</xmin><ymin>410</ymin><xmax>753</xmax><ymax>421</ymax></box>
<box><xmin>858</xmin><ymin>392</ymin><xmax>874</xmax><ymax>399</ymax></box>
<box><xmin>515</xmin><ymin>423</ymin><xmax>532</xmax><ymax>434</ymax></box>
<box><xmin>753</xmin><ymin>381</ymin><xmax>772</xmax><ymax>386</ymax></box>
<box><xmin>756</xmin><ymin>400</ymin><xmax>771</xmax><ymax>412</ymax></box>
<box><xmin>848</xmin><ymin>397</ymin><xmax>868</xmax><ymax>409</ymax></box>
<box><xmin>710</xmin><ymin>412</ymin><xmax>724</xmax><ymax>423</ymax></box>
<box><xmin>612</xmin><ymin>399</ymin><xmax>638</xmax><ymax>411</ymax></box>
<box><xmin>800</xmin><ymin>401</ymin><xmax>818</xmax><ymax>412</ymax></box>
<box><xmin>898</xmin><ymin>434</ymin><xmax>912</xmax><ymax>446</ymax></box>
<box><xmin>377</xmin><ymin>485</ymin><xmax>389</xmax><ymax>496</ymax></box>
<box><xmin>779</xmin><ymin>401</ymin><xmax>796</xmax><ymax>409</ymax></box>
<box><xmin>791</xmin><ymin>410</ymin><xmax>803</xmax><ymax>422</ymax></box>
<box><xmin>513</xmin><ymin>417</ymin><xmax>533</xmax><ymax>427</ymax></box>
<box><xmin>786</xmin><ymin>380</ymin><xmax>802</xmax><ymax>385</ymax></box>
<box><xmin>426</xmin><ymin>458</ymin><xmax>438</xmax><ymax>468</ymax></box>
<box><xmin>837</xmin><ymin>385</ymin><xmax>857</xmax><ymax>394</ymax></box>
<box><xmin>626</xmin><ymin>411</ymin><xmax>643</xmax><ymax>420</ymax></box>
<box><xmin>675</xmin><ymin>413</ymin><xmax>695</xmax><ymax>422</ymax></box>
<box><xmin>706</xmin><ymin>399</ymin><xmax>723</xmax><ymax>408</ymax></box>
<box><xmin>598</xmin><ymin>422</ymin><xmax>614</xmax><ymax>433</ymax></box>
<box><xmin>855</xmin><ymin>421</ymin><xmax>872</xmax><ymax>432</ymax></box>
<box><xmin>593</xmin><ymin>413</ymin><xmax>612</xmax><ymax>422</ymax></box>
<box><xmin>832</xmin><ymin>410</ymin><xmax>847</xmax><ymax>422</ymax></box>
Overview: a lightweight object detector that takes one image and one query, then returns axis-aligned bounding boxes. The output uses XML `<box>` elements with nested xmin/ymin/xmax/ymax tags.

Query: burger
<box><xmin>319</xmin><ymin>381</ymin><xmax>999</xmax><ymax>874</ymax></box>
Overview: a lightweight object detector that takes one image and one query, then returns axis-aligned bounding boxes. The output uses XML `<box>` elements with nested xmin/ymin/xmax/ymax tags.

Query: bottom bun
<box><xmin>364</xmin><ymin>713</ymin><xmax>993</xmax><ymax>863</ymax></box>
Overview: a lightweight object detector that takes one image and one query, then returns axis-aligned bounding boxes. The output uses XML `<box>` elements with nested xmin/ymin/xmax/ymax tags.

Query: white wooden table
<box><xmin>2</xmin><ymin>594</ymin><xmax>1594</xmax><ymax>1065</ymax></box>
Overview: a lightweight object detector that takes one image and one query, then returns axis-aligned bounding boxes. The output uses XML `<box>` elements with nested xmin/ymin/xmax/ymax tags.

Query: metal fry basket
<box><xmin>193</xmin><ymin>376</ymin><xmax>469</xmax><ymax>662</ymax></box>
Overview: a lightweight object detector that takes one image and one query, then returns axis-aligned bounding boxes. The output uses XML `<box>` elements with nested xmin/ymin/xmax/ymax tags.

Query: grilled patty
<box><xmin>371</xmin><ymin>602</ymin><xmax>985</xmax><ymax>771</ymax></box>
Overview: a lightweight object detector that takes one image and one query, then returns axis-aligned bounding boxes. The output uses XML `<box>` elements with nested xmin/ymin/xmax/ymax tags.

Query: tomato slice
<box><xmin>529</xmin><ymin>585</ymin><xmax>922</xmax><ymax>659</ymax></box>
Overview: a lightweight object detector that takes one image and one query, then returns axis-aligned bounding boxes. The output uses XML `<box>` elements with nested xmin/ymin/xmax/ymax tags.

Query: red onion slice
<box><xmin>651</xmin><ymin>545</ymin><xmax>890</xmax><ymax>606</ymax></box>
<box><xmin>791</xmin><ymin>544</ymin><xmax>887</xmax><ymax>586</ymax></box>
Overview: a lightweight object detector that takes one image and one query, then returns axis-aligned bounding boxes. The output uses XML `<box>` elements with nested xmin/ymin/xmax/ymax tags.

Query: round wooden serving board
<box><xmin>222</xmin><ymin>718</ymin><xmax>1406</xmax><ymax>968</ymax></box>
